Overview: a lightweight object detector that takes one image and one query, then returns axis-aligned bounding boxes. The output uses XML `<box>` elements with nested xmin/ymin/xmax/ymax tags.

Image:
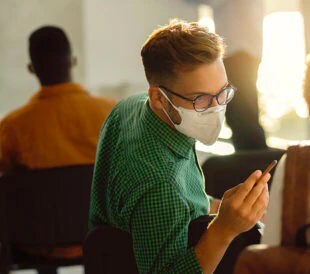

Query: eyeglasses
<box><xmin>158</xmin><ymin>82</ymin><xmax>236</xmax><ymax>112</ymax></box>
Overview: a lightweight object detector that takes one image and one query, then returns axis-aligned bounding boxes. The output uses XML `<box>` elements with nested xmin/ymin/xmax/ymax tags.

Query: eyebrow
<box><xmin>186</xmin><ymin>82</ymin><xmax>229</xmax><ymax>97</ymax></box>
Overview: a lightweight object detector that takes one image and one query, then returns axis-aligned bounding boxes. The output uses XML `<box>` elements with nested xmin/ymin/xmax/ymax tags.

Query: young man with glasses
<box><xmin>89</xmin><ymin>19</ymin><xmax>271</xmax><ymax>273</ymax></box>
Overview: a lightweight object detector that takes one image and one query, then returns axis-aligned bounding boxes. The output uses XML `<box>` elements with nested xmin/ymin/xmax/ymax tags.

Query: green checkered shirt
<box><xmin>89</xmin><ymin>94</ymin><xmax>212</xmax><ymax>273</ymax></box>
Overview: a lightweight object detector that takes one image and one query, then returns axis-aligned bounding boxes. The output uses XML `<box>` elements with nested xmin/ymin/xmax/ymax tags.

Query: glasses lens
<box><xmin>193</xmin><ymin>86</ymin><xmax>235</xmax><ymax>112</ymax></box>
<box><xmin>194</xmin><ymin>94</ymin><xmax>213</xmax><ymax>111</ymax></box>
<box><xmin>217</xmin><ymin>89</ymin><xmax>228</xmax><ymax>105</ymax></box>
<box><xmin>217</xmin><ymin>87</ymin><xmax>235</xmax><ymax>105</ymax></box>
<box><xmin>225</xmin><ymin>87</ymin><xmax>235</xmax><ymax>103</ymax></box>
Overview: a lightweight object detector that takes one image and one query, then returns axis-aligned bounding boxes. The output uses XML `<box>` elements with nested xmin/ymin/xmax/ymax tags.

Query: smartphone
<box><xmin>258</xmin><ymin>160</ymin><xmax>278</xmax><ymax>182</ymax></box>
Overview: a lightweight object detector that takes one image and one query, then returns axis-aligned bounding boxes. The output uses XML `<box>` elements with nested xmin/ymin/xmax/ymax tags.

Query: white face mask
<box><xmin>159</xmin><ymin>88</ymin><xmax>226</xmax><ymax>145</ymax></box>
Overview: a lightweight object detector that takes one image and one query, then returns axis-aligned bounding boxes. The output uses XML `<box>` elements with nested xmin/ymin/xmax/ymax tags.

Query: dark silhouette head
<box><xmin>28</xmin><ymin>26</ymin><xmax>76</xmax><ymax>86</ymax></box>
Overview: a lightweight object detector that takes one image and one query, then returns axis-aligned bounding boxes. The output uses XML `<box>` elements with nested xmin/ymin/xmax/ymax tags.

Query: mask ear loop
<box><xmin>158</xmin><ymin>87</ymin><xmax>179</xmax><ymax>125</ymax></box>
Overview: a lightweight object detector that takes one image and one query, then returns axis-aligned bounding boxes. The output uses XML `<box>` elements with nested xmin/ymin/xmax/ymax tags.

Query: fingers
<box><xmin>217</xmin><ymin>171</ymin><xmax>271</xmax><ymax>236</ymax></box>
<box><xmin>251</xmin><ymin>186</ymin><xmax>269</xmax><ymax>216</ymax></box>
<box><xmin>243</xmin><ymin>173</ymin><xmax>271</xmax><ymax>206</ymax></box>
<box><xmin>234</xmin><ymin>170</ymin><xmax>262</xmax><ymax>202</ymax></box>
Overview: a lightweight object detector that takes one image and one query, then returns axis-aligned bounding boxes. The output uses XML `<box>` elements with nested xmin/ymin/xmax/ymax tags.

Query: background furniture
<box><xmin>0</xmin><ymin>164</ymin><xmax>94</xmax><ymax>274</ymax></box>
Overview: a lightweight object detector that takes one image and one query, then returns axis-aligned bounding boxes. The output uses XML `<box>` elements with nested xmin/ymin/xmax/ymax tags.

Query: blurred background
<box><xmin>1</xmin><ymin>1</ymin><xmax>310</xmax><ymax>273</ymax></box>
<box><xmin>1</xmin><ymin>0</ymin><xmax>309</xmax><ymax>157</ymax></box>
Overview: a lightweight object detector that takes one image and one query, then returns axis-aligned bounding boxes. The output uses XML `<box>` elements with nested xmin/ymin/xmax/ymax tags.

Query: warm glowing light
<box><xmin>294</xmin><ymin>98</ymin><xmax>309</xmax><ymax>118</ymax></box>
<box><xmin>257</xmin><ymin>12</ymin><xmax>306</xmax><ymax>121</ymax></box>
<box><xmin>197</xmin><ymin>8</ymin><xmax>309</xmax><ymax>149</ymax></box>
<box><xmin>196</xmin><ymin>140</ymin><xmax>235</xmax><ymax>156</ymax></box>
<box><xmin>266</xmin><ymin>136</ymin><xmax>302</xmax><ymax>150</ymax></box>
<box><xmin>198</xmin><ymin>4</ymin><xmax>215</xmax><ymax>33</ymax></box>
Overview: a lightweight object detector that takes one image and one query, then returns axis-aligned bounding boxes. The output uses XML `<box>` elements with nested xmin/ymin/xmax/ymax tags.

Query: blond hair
<box><xmin>141</xmin><ymin>19</ymin><xmax>225</xmax><ymax>86</ymax></box>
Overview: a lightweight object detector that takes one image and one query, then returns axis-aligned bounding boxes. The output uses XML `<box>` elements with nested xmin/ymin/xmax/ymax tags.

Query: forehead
<box><xmin>172</xmin><ymin>58</ymin><xmax>227</xmax><ymax>96</ymax></box>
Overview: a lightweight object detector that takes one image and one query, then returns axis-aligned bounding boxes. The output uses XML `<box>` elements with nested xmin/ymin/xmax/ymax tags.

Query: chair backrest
<box><xmin>83</xmin><ymin>226</ymin><xmax>138</xmax><ymax>274</ymax></box>
<box><xmin>0</xmin><ymin>165</ymin><xmax>94</xmax><ymax>246</ymax></box>
<box><xmin>234</xmin><ymin>145</ymin><xmax>310</xmax><ymax>274</ymax></box>
<box><xmin>202</xmin><ymin>149</ymin><xmax>285</xmax><ymax>198</ymax></box>
<box><xmin>281</xmin><ymin>145</ymin><xmax>310</xmax><ymax>246</ymax></box>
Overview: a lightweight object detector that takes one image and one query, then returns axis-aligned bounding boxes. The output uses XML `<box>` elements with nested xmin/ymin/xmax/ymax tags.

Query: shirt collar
<box><xmin>30</xmin><ymin>82</ymin><xmax>87</xmax><ymax>101</ymax></box>
<box><xmin>142</xmin><ymin>99</ymin><xmax>195</xmax><ymax>159</ymax></box>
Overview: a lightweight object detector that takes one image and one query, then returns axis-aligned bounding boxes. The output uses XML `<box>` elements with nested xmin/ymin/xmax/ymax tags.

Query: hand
<box><xmin>211</xmin><ymin>170</ymin><xmax>270</xmax><ymax>240</ymax></box>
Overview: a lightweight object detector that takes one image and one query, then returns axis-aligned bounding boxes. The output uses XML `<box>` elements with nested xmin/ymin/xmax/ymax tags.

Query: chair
<box><xmin>234</xmin><ymin>224</ymin><xmax>310</xmax><ymax>273</ymax></box>
<box><xmin>202</xmin><ymin>149</ymin><xmax>285</xmax><ymax>199</ymax></box>
<box><xmin>234</xmin><ymin>145</ymin><xmax>310</xmax><ymax>273</ymax></box>
<box><xmin>234</xmin><ymin>244</ymin><xmax>310</xmax><ymax>274</ymax></box>
<box><xmin>84</xmin><ymin>215</ymin><xmax>261</xmax><ymax>274</ymax></box>
<box><xmin>83</xmin><ymin>226</ymin><xmax>138</xmax><ymax>274</ymax></box>
<box><xmin>0</xmin><ymin>164</ymin><xmax>94</xmax><ymax>273</ymax></box>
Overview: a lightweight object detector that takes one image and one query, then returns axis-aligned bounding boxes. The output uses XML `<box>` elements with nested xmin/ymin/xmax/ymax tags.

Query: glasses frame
<box><xmin>158</xmin><ymin>82</ymin><xmax>236</xmax><ymax>112</ymax></box>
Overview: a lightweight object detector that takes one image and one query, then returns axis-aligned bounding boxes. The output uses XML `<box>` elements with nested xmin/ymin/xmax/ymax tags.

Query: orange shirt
<box><xmin>0</xmin><ymin>83</ymin><xmax>116</xmax><ymax>172</ymax></box>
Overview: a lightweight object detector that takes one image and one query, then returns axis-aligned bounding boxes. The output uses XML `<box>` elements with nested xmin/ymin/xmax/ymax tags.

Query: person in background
<box><xmin>0</xmin><ymin>26</ymin><xmax>116</xmax><ymax>172</ymax></box>
<box><xmin>0</xmin><ymin>26</ymin><xmax>116</xmax><ymax>274</ymax></box>
<box><xmin>89</xmin><ymin>19</ymin><xmax>271</xmax><ymax>274</ymax></box>
<box><xmin>192</xmin><ymin>0</ymin><xmax>267</xmax><ymax>150</ymax></box>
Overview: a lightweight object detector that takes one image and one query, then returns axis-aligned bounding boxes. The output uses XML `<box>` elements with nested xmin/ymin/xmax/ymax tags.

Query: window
<box><xmin>197</xmin><ymin>6</ymin><xmax>309</xmax><ymax>156</ymax></box>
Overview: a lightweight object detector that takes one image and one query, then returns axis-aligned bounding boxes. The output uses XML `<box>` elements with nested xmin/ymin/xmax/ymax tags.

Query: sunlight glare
<box><xmin>198</xmin><ymin>4</ymin><xmax>215</xmax><ymax>33</ymax></box>
<box><xmin>257</xmin><ymin>12</ymin><xmax>306</xmax><ymax>121</ymax></box>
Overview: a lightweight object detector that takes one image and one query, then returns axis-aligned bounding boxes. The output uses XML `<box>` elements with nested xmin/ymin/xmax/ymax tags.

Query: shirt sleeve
<box><xmin>88</xmin><ymin>107</ymin><xmax>120</xmax><ymax>229</ymax></box>
<box><xmin>130</xmin><ymin>181</ymin><xmax>202</xmax><ymax>274</ymax></box>
<box><xmin>0</xmin><ymin>121</ymin><xmax>17</xmax><ymax>172</ymax></box>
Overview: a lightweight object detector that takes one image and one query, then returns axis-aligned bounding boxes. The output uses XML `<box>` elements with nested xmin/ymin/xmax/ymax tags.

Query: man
<box><xmin>0</xmin><ymin>26</ymin><xmax>116</xmax><ymax>172</ymax></box>
<box><xmin>89</xmin><ymin>20</ymin><xmax>270</xmax><ymax>273</ymax></box>
<box><xmin>0</xmin><ymin>26</ymin><xmax>116</xmax><ymax>274</ymax></box>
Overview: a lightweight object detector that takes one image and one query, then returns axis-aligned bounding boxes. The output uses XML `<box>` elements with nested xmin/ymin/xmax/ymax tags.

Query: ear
<box><xmin>148</xmin><ymin>86</ymin><xmax>166</xmax><ymax>111</ymax></box>
<box><xmin>71</xmin><ymin>56</ymin><xmax>77</xmax><ymax>67</ymax></box>
<box><xmin>27</xmin><ymin>63</ymin><xmax>35</xmax><ymax>74</ymax></box>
